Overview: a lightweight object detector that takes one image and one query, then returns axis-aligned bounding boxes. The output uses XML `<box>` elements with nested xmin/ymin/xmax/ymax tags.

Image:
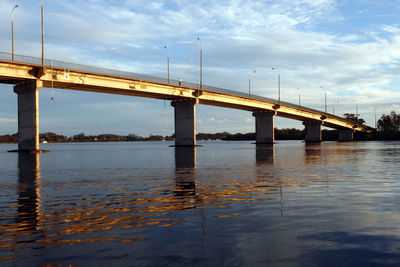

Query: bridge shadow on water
<box><xmin>255</xmin><ymin>144</ymin><xmax>275</xmax><ymax>165</ymax></box>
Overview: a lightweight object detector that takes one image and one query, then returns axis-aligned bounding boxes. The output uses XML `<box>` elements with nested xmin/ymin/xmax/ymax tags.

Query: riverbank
<box><xmin>1</xmin><ymin>128</ymin><xmax>399</xmax><ymax>144</ymax></box>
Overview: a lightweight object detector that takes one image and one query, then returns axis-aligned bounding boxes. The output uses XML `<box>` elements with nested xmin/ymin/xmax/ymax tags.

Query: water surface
<box><xmin>1</xmin><ymin>140</ymin><xmax>400</xmax><ymax>266</ymax></box>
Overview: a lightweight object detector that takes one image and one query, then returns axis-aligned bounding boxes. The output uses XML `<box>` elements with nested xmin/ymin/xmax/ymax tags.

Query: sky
<box><xmin>1</xmin><ymin>0</ymin><xmax>400</xmax><ymax>136</ymax></box>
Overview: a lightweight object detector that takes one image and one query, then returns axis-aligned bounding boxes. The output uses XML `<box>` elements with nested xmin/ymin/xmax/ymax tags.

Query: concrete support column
<box><xmin>171</xmin><ymin>99</ymin><xmax>196</xmax><ymax>146</ymax></box>
<box><xmin>253</xmin><ymin>110</ymin><xmax>275</xmax><ymax>144</ymax></box>
<box><xmin>303</xmin><ymin>120</ymin><xmax>322</xmax><ymax>142</ymax></box>
<box><xmin>338</xmin><ymin>129</ymin><xmax>354</xmax><ymax>141</ymax></box>
<box><xmin>13</xmin><ymin>81</ymin><xmax>41</xmax><ymax>152</ymax></box>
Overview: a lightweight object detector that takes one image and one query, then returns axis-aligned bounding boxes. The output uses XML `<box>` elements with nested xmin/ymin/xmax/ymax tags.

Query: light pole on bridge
<box><xmin>356</xmin><ymin>104</ymin><xmax>358</xmax><ymax>122</ymax></box>
<box><xmin>272</xmin><ymin>67</ymin><xmax>280</xmax><ymax>104</ymax></box>
<box><xmin>369</xmin><ymin>106</ymin><xmax>377</xmax><ymax>128</ymax></box>
<box><xmin>41</xmin><ymin>0</ymin><xmax>45</xmax><ymax>68</ymax></box>
<box><xmin>319</xmin><ymin>86</ymin><xmax>327</xmax><ymax>113</ymax></box>
<box><xmin>11</xmin><ymin>4</ymin><xmax>19</xmax><ymax>61</ymax></box>
<box><xmin>248</xmin><ymin>68</ymin><xmax>256</xmax><ymax>97</ymax></box>
<box><xmin>297</xmin><ymin>88</ymin><xmax>301</xmax><ymax>106</ymax></box>
<box><xmin>196</xmin><ymin>37</ymin><xmax>202</xmax><ymax>90</ymax></box>
<box><xmin>333</xmin><ymin>101</ymin><xmax>339</xmax><ymax>115</ymax></box>
<box><xmin>164</xmin><ymin>45</ymin><xmax>170</xmax><ymax>84</ymax></box>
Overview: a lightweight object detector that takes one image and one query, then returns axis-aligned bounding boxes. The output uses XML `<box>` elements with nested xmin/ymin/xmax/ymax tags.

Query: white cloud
<box><xmin>0</xmin><ymin>118</ymin><xmax>17</xmax><ymax>123</ymax></box>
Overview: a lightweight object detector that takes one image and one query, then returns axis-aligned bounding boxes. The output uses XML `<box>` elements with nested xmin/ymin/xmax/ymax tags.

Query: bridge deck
<box><xmin>0</xmin><ymin>52</ymin><xmax>373</xmax><ymax>132</ymax></box>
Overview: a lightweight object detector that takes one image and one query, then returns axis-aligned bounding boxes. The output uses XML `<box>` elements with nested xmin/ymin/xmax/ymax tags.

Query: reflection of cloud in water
<box><xmin>300</xmin><ymin>231</ymin><xmax>400</xmax><ymax>265</ymax></box>
<box><xmin>2</xmin><ymin>141</ymin><xmax>399</xmax><ymax>265</ymax></box>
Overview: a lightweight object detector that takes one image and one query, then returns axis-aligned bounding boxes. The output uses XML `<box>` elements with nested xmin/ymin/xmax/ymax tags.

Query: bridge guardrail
<box><xmin>0</xmin><ymin>52</ymin><xmax>368</xmax><ymax>128</ymax></box>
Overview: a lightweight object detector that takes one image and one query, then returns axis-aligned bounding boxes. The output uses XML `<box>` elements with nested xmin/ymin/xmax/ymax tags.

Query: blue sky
<box><xmin>1</xmin><ymin>0</ymin><xmax>400</xmax><ymax>136</ymax></box>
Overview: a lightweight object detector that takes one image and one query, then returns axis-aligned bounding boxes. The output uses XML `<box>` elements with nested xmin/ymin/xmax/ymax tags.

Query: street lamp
<box><xmin>248</xmin><ymin>68</ymin><xmax>256</xmax><ymax>97</ymax></box>
<box><xmin>333</xmin><ymin>101</ymin><xmax>339</xmax><ymax>115</ymax></box>
<box><xmin>164</xmin><ymin>45</ymin><xmax>170</xmax><ymax>84</ymax></box>
<box><xmin>297</xmin><ymin>88</ymin><xmax>300</xmax><ymax>106</ymax></box>
<box><xmin>41</xmin><ymin>0</ymin><xmax>45</xmax><ymax>68</ymax></box>
<box><xmin>272</xmin><ymin>67</ymin><xmax>280</xmax><ymax>103</ymax></box>
<box><xmin>351</xmin><ymin>101</ymin><xmax>359</xmax><ymax>122</ymax></box>
<box><xmin>11</xmin><ymin>4</ymin><xmax>18</xmax><ymax>61</ymax></box>
<box><xmin>369</xmin><ymin>106</ymin><xmax>377</xmax><ymax>128</ymax></box>
<box><xmin>350</xmin><ymin>100</ymin><xmax>359</xmax><ymax>122</ymax></box>
<box><xmin>196</xmin><ymin>37</ymin><xmax>202</xmax><ymax>90</ymax></box>
<box><xmin>319</xmin><ymin>86</ymin><xmax>328</xmax><ymax>113</ymax></box>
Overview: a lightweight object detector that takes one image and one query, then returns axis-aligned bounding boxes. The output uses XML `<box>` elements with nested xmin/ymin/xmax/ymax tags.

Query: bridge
<box><xmin>0</xmin><ymin>52</ymin><xmax>374</xmax><ymax>152</ymax></box>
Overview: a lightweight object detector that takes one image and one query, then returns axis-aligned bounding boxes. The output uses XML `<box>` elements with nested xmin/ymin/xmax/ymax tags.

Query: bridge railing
<box><xmin>0</xmin><ymin>52</ymin><xmax>364</xmax><ymax>127</ymax></box>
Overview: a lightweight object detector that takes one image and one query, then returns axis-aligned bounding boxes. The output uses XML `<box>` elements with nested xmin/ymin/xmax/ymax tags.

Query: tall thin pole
<box><xmin>297</xmin><ymin>88</ymin><xmax>300</xmax><ymax>106</ymax></box>
<box><xmin>278</xmin><ymin>73</ymin><xmax>280</xmax><ymax>103</ymax></box>
<box><xmin>164</xmin><ymin>46</ymin><xmax>170</xmax><ymax>84</ymax></box>
<box><xmin>11</xmin><ymin>5</ymin><xmax>18</xmax><ymax>61</ymax></box>
<box><xmin>41</xmin><ymin>0</ymin><xmax>44</xmax><ymax>67</ymax></box>
<box><xmin>325</xmin><ymin>91</ymin><xmax>327</xmax><ymax>113</ymax></box>
<box><xmin>272</xmin><ymin>68</ymin><xmax>280</xmax><ymax>103</ymax></box>
<box><xmin>248</xmin><ymin>68</ymin><xmax>256</xmax><ymax>97</ymax></box>
<box><xmin>167</xmin><ymin>56</ymin><xmax>170</xmax><ymax>84</ymax></box>
<box><xmin>197</xmin><ymin>37</ymin><xmax>202</xmax><ymax>90</ymax></box>
<box><xmin>248</xmin><ymin>78</ymin><xmax>250</xmax><ymax>97</ymax></box>
<box><xmin>356</xmin><ymin>104</ymin><xmax>358</xmax><ymax>122</ymax></box>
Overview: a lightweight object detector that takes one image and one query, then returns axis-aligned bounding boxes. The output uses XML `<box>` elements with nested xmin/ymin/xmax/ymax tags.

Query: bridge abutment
<box><xmin>303</xmin><ymin>120</ymin><xmax>322</xmax><ymax>142</ymax></box>
<box><xmin>338</xmin><ymin>129</ymin><xmax>354</xmax><ymax>141</ymax></box>
<box><xmin>171</xmin><ymin>100</ymin><xmax>196</xmax><ymax>146</ymax></box>
<box><xmin>13</xmin><ymin>81</ymin><xmax>42</xmax><ymax>152</ymax></box>
<box><xmin>253</xmin><ymin>110</ymin><xmax>275</xmax><ymax>144</ymax></box>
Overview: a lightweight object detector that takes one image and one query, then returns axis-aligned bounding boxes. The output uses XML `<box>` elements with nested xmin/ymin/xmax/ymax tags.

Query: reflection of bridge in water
<box><xmin>0</xmin><ymin>143</ymin><xmax>361</xmax><ymax>262</ymax></box>
<box><xmin>0</xmin><ymin>52</ymin><xmax>374</xmax><ymax>152</ymax></box>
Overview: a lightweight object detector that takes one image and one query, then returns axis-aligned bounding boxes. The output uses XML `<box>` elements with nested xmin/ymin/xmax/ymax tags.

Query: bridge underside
<box><xmin>0</xmin><ymin>60</ymin><xmax>373</xmax><ymax>150</ymax></box>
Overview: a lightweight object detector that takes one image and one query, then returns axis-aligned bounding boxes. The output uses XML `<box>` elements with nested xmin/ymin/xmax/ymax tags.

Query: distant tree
<box><xmin>343</xmin><ymin>113</ymin><xmax>365</xmax><ymax>125</ymax></box>
<box><xmin>73</xmin><ymin>133</ymin><xmax>85</xmax><ymax>141</ymax></box>
<box><xmin>275</xmin><ymin>128</ymin><xmax>304</xmax><ymax>140</ymax></box>
<box><xmin>0</xmin><ymin>133</ymin><xmax>18</xmax><ymax>143</ymax></box>
<box><xmin>40</xmin><ymin>132</ymin><xmax>68</xmax><ymax>143</ymax></box>
<box><xmin>148</xmin><ymin>135</ymin><xmax>163</xmax><ymax>141</ymax></box>
<box><xmin>377</xmin><ymin>111</ymin><xmax>400</xmax><ymax>133</ymax></box>
<box><xmin>127</xmin><ymin>134</ymin><xmax>140</xmax><ymax>141</ymax></box>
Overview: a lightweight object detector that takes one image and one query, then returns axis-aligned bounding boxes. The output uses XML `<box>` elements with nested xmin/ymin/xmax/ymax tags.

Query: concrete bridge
<box><xmin>0</xmin><ymin>53</ymin><xmax>374</xmax><ymax>152</ymax></box>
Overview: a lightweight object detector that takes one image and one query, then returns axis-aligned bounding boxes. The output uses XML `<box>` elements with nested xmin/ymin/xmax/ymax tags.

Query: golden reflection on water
<box><xmin>0</xmin><ymin>143</ymin><xmax>363</xmax><ymax>263</ymax></box>
<box><xmin>0</xmin><ymin>153</ymin><xmax>43</xmax><ymax>260</ymax></box>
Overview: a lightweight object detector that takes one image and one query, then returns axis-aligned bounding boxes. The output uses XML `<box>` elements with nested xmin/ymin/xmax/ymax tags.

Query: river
<box><xmin>1</xmin><ymin>140</ymin><xmax>400</xmax><ymax>266</ymax></box>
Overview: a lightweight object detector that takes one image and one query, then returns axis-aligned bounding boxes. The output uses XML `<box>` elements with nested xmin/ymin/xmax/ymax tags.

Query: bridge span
<box><xmin>0</xmin><ymin>53</ymin><xmax>373</xmax><ymax>152</ymax></box>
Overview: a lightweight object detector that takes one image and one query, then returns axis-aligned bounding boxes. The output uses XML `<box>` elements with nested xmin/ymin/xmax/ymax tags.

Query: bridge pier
<box><xmin>338</xmin><ymin>129</ymin><xmax>354</xmax><ymax>141</ymax></box>
<box><xmin>253</xmin><ymin>110</ymin><xmax>275</xmax><ymax>144</ymax></box>
<box><xmin>171</xmin><ymin>99</ymin><xmax>196</xmax><ymax>146</ymax></box>
<box><xmin>12</xmin><ymin>81</ymin><xmax>42</xmax><ymax>152</ymax></box>
<box><xmin>303</xmin><ymin>120</ymin><xmax>322</xmax><ymax>142</ymax></box>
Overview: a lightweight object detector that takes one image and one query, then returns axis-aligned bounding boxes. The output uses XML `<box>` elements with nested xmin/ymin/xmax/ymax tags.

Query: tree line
<box><xmin>1</xmin><ymin>111</ymin><xmax>400</xmax><ymax>143</ymax></box>
<box><xmin>0</xmin><ymin>129</ymin><xmax>349</xmax><ymax>143</ymax></box>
